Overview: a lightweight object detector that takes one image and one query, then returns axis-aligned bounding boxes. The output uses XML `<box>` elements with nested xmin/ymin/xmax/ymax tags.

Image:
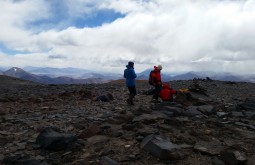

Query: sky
<box><xmin>0</xmin><ymin>0</ymin><xmax>255</xmax><ymax>75</ymax></box>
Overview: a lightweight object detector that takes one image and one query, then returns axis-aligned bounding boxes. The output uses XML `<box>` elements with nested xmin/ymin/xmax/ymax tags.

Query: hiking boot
<box><xmin>130</xmin><ymin>99</ymin><xmax>134</xmax><ymax>105</ymax></box>
<box><xmin>126</xmin><ymin>99</ymin><xmax>134</xmax><ymax>105</ymax></box>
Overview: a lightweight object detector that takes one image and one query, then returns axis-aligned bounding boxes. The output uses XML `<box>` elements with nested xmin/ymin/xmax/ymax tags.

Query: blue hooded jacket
<box><xmin>124</xmin><ymin>65</ymin><xmax>137</xmax><ymax>87</ymax></box>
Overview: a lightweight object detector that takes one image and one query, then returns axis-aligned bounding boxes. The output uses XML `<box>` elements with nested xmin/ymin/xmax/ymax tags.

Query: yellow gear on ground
<box><xmin>179</xmin><ymin>88</ymin><xmax>189</xmax><ymax>93</ymax></box>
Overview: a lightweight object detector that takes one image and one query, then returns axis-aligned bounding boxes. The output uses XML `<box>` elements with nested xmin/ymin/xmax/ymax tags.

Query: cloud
<box><xmin>48</xmin><ymin>54</ymin><xmax>67</xmax><ymax>59</ymax></box>
<box><xmin>0</xmin><ymin>0</ymin><xmax>255</xmax><ymax>75</ymax></box>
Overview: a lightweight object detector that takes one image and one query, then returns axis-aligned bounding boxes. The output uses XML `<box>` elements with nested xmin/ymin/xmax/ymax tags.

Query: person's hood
<box><xmin>154</xmin><ymin>66</ymin><xmax>158</xmax><ymax>71</ymax></box>
<box><xmin>154</xmin><ymin>65</ymin><xmax>162</xmax><ymax>71</ymax></box>
<box><xmin>126</xmin><ymin>65</ymin><xmax>133</xmax><ymax>69</ymax></box>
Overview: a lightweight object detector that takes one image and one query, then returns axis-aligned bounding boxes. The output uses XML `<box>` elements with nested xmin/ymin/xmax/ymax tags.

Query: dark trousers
<box><xmin>127</xmin><ymin>86</ymin><xmax>136</xmax><ymax>104</ymax></box>
<box><xmin>128</xmin><ymin>86</ymin><xmax>136</xmax><ymax>97</ymax></box>
<box><xmin>153</xmin><ymin>85</ymin><xmax>162</xmax><ymax>100</ymax></box>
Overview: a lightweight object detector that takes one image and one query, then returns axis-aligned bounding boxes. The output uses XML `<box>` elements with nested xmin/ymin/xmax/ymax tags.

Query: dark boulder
<box><xmin>140</xmin><ymin>134</ymin><xmax>181</xmax><ymax>160</ymax></box>
<box><xmin>35</xmin><ymin>127</ymin><xmax>77</xmax><ymax>151</ymax></box>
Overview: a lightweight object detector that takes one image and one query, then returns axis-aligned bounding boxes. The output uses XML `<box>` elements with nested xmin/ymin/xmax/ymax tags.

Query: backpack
<box><xmin>148</xmin><ymin>70</ymin><xmax>157</xmax><ymax>85</ymax></box>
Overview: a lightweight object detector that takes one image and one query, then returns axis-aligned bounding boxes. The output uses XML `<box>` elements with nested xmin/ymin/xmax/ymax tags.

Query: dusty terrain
<box><xmin>0</xmin><ymin>76</ymin><xmax>255</xmax><ymax>165</ymax></box>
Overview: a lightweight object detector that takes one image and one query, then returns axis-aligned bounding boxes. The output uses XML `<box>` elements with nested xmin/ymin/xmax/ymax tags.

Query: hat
<box><xmin>128</xmin><ymin>61</ymin><xmax>134</xmax><ymax>67</ymax></box>
<box><xmin>157</xmin><ymin>65</ymin><xmax>162</xmax><ymax>70</ymax></box>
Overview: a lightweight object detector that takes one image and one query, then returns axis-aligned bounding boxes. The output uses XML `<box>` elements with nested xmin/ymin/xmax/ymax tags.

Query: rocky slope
<box><xmin>0</xmin><ymin>75</ymin><xmax>38</xmax><ymax>87</ymax></box>
<box><xmin>0</xmin><ymin>78</ymin><xmax>255</xmax><ymax>165</ymax></box>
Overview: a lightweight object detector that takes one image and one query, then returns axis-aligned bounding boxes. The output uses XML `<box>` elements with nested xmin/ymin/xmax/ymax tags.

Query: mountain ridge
<box><xmin>1</xmin><ymin>66</ymin><xmax>254</xmax><ymax>84</ymax></box>
<box><xmin>2</xmin><ymin>67</ymin><xmax>108</xmax><ymax>84</ymax></box>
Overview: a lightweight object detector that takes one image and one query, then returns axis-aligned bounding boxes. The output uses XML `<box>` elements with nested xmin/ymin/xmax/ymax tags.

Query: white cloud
<box><xmin>0</xmin><ymin>0</ymin><xmax>255</xmax><ymax>75</ymax></box>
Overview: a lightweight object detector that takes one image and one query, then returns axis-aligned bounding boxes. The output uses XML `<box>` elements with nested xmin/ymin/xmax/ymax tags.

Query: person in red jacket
<box><xmin>150</xmin><ymin>65</ymin><xmax>163</xmax><ymax>102</ymax></box>
<box><xmin>159</xmin><ymin>83</ymin><xmax>177</xmax><ymax>102</ymax></box>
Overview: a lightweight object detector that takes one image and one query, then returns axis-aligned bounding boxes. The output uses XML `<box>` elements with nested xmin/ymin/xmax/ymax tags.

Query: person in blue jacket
<box><xmin>124</xmin><ymin>61</ymin><xmax>137</xmax><ymax>105</ymax></box>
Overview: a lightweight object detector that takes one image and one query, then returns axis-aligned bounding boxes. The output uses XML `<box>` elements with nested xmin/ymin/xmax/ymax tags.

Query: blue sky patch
<box><xmin>0</xmin><ymin>43</ymin><xmax>26</xmax><ymax>55</ymax></box>
<box><xmin>81</xmin><ymin>9</ymin><xmax>125</xmax><ymax>28</ymax></box>
<box><xmin>27</xmin><ymin>8</ymin><xmax>125</xmax><ymax>31</ymax></box>
<box><xmin>27</xmin><ymin>1</ymin><xmax>69</xmax><ymax>31</ymax></box>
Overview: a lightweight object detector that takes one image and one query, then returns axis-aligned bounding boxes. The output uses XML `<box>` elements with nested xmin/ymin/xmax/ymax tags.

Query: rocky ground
<box><xmin>0</xmin><ymin>77</ymin><xmax>255</xmax><ymax>165</ymax></box>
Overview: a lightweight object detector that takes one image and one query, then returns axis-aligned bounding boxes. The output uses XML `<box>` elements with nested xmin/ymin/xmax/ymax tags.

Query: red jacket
<box><xmin>159</xmin><ymin>84</ymin><xmax>177</xmax><ymax>101</ymax></box>
<box><xmin>152</xmin><ymin>66</ymin><xmax>162</xmax><ymax>86</ymax></box>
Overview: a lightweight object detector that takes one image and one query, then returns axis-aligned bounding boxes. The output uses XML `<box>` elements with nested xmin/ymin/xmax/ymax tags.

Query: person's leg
<box><xmin>129</xmin><ymin>86</ymin><xmax>136</xmax><ymax>105</ymax></box>
<box><xmin>127</xmin><ymin>86</ymin><xmax>136</xmax><ymax>105</ymax></box>
<box><xmin>153</xmin><ymin>85</ymin><xmax>162</xmax><ymax>101</ymax></box>
<box><xmin>152</xmin><ymin>86</ymin><xmax>157</xmax><ymax>100</ymax></box>
<box><xmin>126</xmin><ymin>86</ymin><xmax>136</xmax><ymax>105</ymax></box>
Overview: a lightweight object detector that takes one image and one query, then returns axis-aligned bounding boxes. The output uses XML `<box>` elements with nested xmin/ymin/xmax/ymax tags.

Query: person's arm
<box><xmin>131</xmin><ymin>69</ymin><xmax>137</xmax><ymax>79</ymax></box>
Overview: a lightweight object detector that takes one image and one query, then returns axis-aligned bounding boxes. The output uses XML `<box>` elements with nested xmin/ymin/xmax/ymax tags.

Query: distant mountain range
<box><xmin>0</xmin><ymin>67</ymin><xmax>254</xmax><ymax>84</ymax></box>
<box><xmin>169</xmin><ymin>71</ymin><xmax>255</xmax><ymax>83</ymax></box>
<box><xmin>23</xmin><ymin>66</ymin><xmax>122</xmax><ymax>80</ymax></box>
<box><xmin>2</xmin><ymin>67</ymin><xmax>110</xmax><ymax>84</ymax></box>
<box><xmin>136</xmin><ymin>69</ymin><xmax>255</xmax><ymax>83</ymax></box>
